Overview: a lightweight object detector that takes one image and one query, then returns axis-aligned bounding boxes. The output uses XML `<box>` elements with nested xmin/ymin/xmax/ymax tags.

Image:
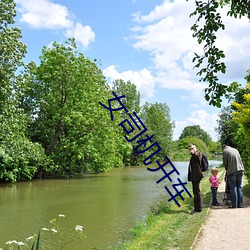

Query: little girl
<box><xmin>209</xmin><ymin>168</ymin><xmax>220</xmax><ymax>206</ymax></box>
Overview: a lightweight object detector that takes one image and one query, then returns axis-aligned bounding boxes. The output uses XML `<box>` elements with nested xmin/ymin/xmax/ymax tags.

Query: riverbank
<box><xmin>111</xmin><ymin>168</ymin><xmax>225</xmax><ymax>249</ymax></box>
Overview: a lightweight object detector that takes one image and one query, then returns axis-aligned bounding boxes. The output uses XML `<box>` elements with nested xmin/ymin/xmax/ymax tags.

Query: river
<box><xmin>0</xmin><ymin>160</ymin><xmax>222</xmax><ymax>249</ymax></box>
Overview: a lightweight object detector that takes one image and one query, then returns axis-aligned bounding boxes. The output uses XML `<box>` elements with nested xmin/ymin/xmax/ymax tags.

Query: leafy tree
<box><xmin>189</xmin><ymin>0</ymin><xmax>250</xmax><ymax>107</ymax></box>
<box><xmin>112</xmin><ymin>79</ymin><xmax>140</xmax><ymax>165</ymax></box>
<box><xmin>0</xmin><ymin>0</ymin><xmax>47</xmax><ymax>182</ymax></box>
<box><xmin>231</xmin><ymin>81</ymin><xmax>250</xmax><ymax>177</ymax></box>
<box><xmin>178</xmin><ymin>136</ymin><xmax>209</xmax><ymax>156</ymax></box>
<box><xmin>140</xmin><ymin>102</ymin><xmax>174</xmax><ymax>161</ymax></box>
<box><xmin>112</xmin><ymin>79</ymin><xmax>140</xmax><ymax>114</ymax></box>
<box><xmin>216</xmin><ymin>106</ymin><xmax>239</xmax><ymax>146</ymax></box>
<box><xmin>170</xmin><ymin>141</ymin><xmax>190</xmax><ymax>161</ymax></box>
<box><xmin>0</xmin><ymin>0</ymin><xmax>27</xmax><ymax>109</ymax></box>
<box><xmin>179</xmin><ymin>125</ymin><xmax>212</xmax><ymax>146</ymax></box>
<box><xmin>209</xmin><ymin>141</ymin><xmax>222</xmax><ymax>154</ymax></box>
<box><xmin>24</xmin><ymin>39</ymin><xmax>127</xmax><ymax>175</ymax></box>
<box><xmin>216</xmin><ymin>72</ymin><xmax>250</xmax><ymax>149</ymax></box>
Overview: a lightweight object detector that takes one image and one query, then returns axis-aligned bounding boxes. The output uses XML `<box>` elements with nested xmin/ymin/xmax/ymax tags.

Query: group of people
<box><xmin>188</xmin><ymin>143</ymin><xmax>244</xmax><ymax>214</ymax></box>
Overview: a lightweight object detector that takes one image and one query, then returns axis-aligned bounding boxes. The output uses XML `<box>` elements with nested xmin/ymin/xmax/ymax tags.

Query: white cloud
<box><xmin>16</xmin><ymin>0</ymin><xmax>73</xmax><ymax>29</ymax></box>
<box><xmin>130</xmin><ymin>0</ymin><xmax>250</xmax><ymax>97</ymax></box>
<box><xmin>103</xmin><ymin>65</ymin><xmax>155</xmax><ymax>102</ymax></box>
<box><xmin>16</xmin><ymin>0</ymin><xmax>95</xmax><ymax>49</ymax></box>
<box><xmin>173</xmin><ymin>110</ymin><xmax>219</xmax><ymax>141</ymax></box>
<box><xmin>214</xmin><ymin>7</ymin><xmax>250</xmax><ymax>81</ymax></box>
<box><xmin>65</xmin><ymin>22</ymin><xmax>95</xmax><ymax>48</ymax></box>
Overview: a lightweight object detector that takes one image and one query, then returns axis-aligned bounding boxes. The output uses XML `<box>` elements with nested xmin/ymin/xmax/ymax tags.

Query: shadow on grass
<box><xmin>148</xmin><ymin>189</ymin><xmax>212</xmax><ymax>216</ymax></box>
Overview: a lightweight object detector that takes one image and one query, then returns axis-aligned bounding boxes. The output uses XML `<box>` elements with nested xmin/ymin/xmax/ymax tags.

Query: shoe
<box><xmin>228</xmin><ymin>205</ymin><xmax>236</xmax><ymax>208</ymax></box>
<box><xmin>212</xmin><ymin>203</ymin><xmax>220</xmax><ymax>206</ymax></box>
<box><xmin>238</xmin><ymin>205</ymin><xmax>243</xmax><ymax>208</ymax></box>
<box><xmin>190</xmin><ymin>209</ymin><xmax>201</xmax><ymax>214</ymax></box>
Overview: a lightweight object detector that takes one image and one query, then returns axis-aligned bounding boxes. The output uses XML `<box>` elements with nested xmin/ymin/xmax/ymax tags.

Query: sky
<box><xmin>14</xmin><ymin>0</ymin><xmax>250</xmax><ymax>141</ymax></box>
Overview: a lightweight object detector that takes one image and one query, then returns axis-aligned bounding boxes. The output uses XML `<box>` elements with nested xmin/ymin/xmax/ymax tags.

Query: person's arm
<box><xmin>223</xmin><ymin>152</ymin><xmax>228</xmax><ymax>171</ymax></box>
<box><xmin>209</xmin><ymin>176</ymin><xmax>212</xmax><ymax>183</ymax></box>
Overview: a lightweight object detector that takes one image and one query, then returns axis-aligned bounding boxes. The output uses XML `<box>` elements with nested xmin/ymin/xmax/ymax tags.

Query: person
<box><xmin>209</xmin><ymin>168</ymin><xmax>220</xmax><ymax>206</ymax></box>
<box><xmin>222</xmin><ymin>144</ymin><xmax>244</xmax><ymax>208</ymax></box>
<box><xmin>188</xmin><ymin>143</ymin><xmax>204</xmax><ymax>214</ymax></box>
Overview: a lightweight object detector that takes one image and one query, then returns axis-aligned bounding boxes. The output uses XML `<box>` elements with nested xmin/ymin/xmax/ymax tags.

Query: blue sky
<box><xmin>14</xmin><ymin>0</ymin><xmax>250</xmax><ymax>141</ymax></box>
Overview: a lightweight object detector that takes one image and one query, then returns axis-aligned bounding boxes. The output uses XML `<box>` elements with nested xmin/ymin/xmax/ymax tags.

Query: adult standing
<box><xmin>188</xmin><ymin>143</ymin><xmax>204</xmax><ymax>214</ymax></box>
<box><xmin>222</xmin><ymin>144</ymin><xmax>244</xmax><ymax>208</ymax></box>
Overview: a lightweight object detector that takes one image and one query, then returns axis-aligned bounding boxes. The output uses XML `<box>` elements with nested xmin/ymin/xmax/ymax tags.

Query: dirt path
<box><xmin>192</xmin><ymin>173</ymin><xmax>250</xmax><ymax>250</ymax></box>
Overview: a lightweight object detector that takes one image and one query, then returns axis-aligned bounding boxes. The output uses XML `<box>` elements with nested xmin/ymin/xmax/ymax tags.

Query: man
<box><xmin>222</xmin><ymin>144</ymin><xmax>244</xmax><ymax>208</ymax></box>
<box><xmin>188</xmin><ymin>143</ymin><xmax>203</xmax><ymax>214</ymax></box>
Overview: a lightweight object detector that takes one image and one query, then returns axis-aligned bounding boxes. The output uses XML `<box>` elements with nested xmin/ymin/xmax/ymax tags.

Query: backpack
<box><xmin>200</xmin><ymin>153</ymin><xmax>209</xmax><ymax>172</ymax></box>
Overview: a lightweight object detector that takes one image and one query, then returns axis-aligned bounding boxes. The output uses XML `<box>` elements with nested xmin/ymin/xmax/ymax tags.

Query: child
<box><xmin>209</xmin><ymin>168</ymin><xmax>220</xmax><ymax>206</ymax></box>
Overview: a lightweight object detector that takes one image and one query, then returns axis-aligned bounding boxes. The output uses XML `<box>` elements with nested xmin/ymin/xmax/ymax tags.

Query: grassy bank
<box><xmin>110</xmin><ymin>169</ymin><xmax>225</xmax><ymax>250</ymax></box>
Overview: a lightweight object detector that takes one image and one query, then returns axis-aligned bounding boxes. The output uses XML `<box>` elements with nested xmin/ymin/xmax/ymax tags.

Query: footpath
<box><xmin>191</xmin><ymin>173</ymin><xmax>250</xmax><ymax>250</ymax></box>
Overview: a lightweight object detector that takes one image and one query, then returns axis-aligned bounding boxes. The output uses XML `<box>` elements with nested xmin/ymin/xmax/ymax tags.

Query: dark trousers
<box><xmin>192</xmin><ymin>180</ymin><xmax>202</xmax><ymax>212</ymax></box>
<box><xmin>211</xmin><ymin>187</ymin><xmax>218</xmax><ymax>205</ymax></box>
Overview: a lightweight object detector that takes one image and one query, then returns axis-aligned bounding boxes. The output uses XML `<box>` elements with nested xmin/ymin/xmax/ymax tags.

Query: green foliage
<box><xmin>0</xmin><ymin>108</ymin><xmax>50</xmax><ymax>182</ymax></box>
<box><xmin>0</xmin><ymin>0</ymin><xmax>48</xmax><ymax>182</ymax></box>
<box><xmin>216</xmin><ymin>74</ymin><xmax>250</xmax><ymax>158</ymax></box>
<box><xmin>112</xmin><ymin>79</ymin><xmax>141</xmax><ymax>114</ymax></box>
<box><xmin>140</xmin><ymin>102</ymin><xmax>174</xmax><ymax>161</ymax></box>
<box><xmin>209</xmin><ymin>141</ymin><xmax>222</xmax><ymax>154</ymax></box>
<box><xmin>189</xmin><ymin>0</ymin><xmax>250</xmax><ymax>107</ymax></box>
<box><xmin>178</xmin><ymin>136</ymin><xmax>209</xmax><ymax>156</ymax></box>
<box><xmin>171</xmin><ymin>148</ymin><xmax>190</xmax><ymax>161</ymax></box>
<box><xmin>112</xmin><ymin>79</ymin><xmax>140</xmax><ymax>166</ymax></box>
<box><xmin>0</xmin><ymin>0</ymin><xmax>27</xmax><ymax>100</ymax></box>
<box><xmin>221</xmin><ymin>0</ymin><xmax>250</xmax><ymax>19</ymax></box>
<box><xmin>231</xmin><ymin>79</ymin><xmax>250</xmax><ymax>177</ymax></box>
<box><xmin>31</xmin><ymin>231</ymin><xmax>40</xmax><ymax>250</ymax></box>
<box><xmin>216</xmin><ymin>72</ymin><xmax>250</xmax><ymax>177</ymax></box>
<box><xmin>216</xmin><ymin>106</ymin><xmax>240</xmax><ymax>147</ymax></box>
<box><xmin>23</xmin><ymin>39</ymin><xmax>126</xmax><ymax>175</ymax></box>
<box><xmin>179</xmin><ymin>125</ymin><xmax>212</xmax><ymax>146</ymax></box>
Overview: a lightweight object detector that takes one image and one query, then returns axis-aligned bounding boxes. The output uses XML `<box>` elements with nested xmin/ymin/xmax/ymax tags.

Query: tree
<box><xmin>189</xmin><ymin>0</ymin><xmax>250</xmax><ymax>107</ymax></box>
<box><xmin>209</xmin><ymin>141</ymin><xmax>222</xmax><ymax>154</ymax></box>
<box><xmin>0</xmin><ymin>0</ymin><xmax>27</xmax><ymax>109</ymax></box>
<box><xmin>0</xmin><ymin>0</ymin><xmax>48</xmax><ymax>182</ymax></box>
<box><xmin>179</xmin><ymin>125</ymin><xmax>212</xmax><ymax>146</ymax></box>
<box><xmin>112</xmin><ymin>79</ymin><xmax>140</xmax><ymax>114</ymax></box>
<box><xmin>112</xmin><ymin>79</ymin><xmax>140</xmax><ymax>165</ymax></box>
<box><xmin>140</xmin><ymin>102</ymin><xmax>174</xmax><ymax>161</ymax></box>
<box><xmin>216</xmin><ymin>72</ymin><xmax>250</xmax><ymax>150</ymax></box>
<box><xmin>24</xmin><ymin>39</ymin><xmax>126</xmax><ymax>175</ymax></box>
<box><xmin>178</xmin><ymin>136</ymin><xmax>209</xmax><ymax>156</ymax></box>
<box><xmin>216</xmin><ymin>106</ymin><xmax>239</xmax><ymax>146</ymax></box>
<box><xmin>231</xmin><ymin>80</ymin><xmax>250</xmax><ymax>177</ymax></box>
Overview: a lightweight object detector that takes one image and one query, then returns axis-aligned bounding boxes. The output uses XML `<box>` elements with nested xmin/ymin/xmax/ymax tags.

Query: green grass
<box><xmin>110</xmin><ymin>170</ymin><xmax>225</xmax><ymax>250</ymax></box>
<box><xmin>243</xmin><ymin>177</ymin><xmax>250</xmax><ymax>197</ymax></box>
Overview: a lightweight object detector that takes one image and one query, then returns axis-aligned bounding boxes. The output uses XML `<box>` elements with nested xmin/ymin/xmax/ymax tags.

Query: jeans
<box><xmin>192</xmin><ymin>180</ymin><xmax>202</xmax><ymax>212</ymax></box>
<box><xmin>211</xmin><ymin>187</ymin><xmax>218</xmax><ymax>205</ymax></box>
<box><xmin>228</xmin><ymin>170</ymin><xmax>244</xmax><ymax>208</ymax></box>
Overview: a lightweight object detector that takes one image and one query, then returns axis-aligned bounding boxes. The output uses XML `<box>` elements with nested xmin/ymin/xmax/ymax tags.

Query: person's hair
<box><xmin>211</xmin><ymin>167</ymin><xmax>218</xmax><ymax>174</ymax></box>
<box><xmin>222</xmin><ymin>144</ymin><xmax>228</xmax><ymax>149</ymax></box>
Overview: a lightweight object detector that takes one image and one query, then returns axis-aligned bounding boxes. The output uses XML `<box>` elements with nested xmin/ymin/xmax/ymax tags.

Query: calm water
<box><xmin>0</xmin><ymin>160</ymin><xmax>221</xmax><ymax>249</ymax></box>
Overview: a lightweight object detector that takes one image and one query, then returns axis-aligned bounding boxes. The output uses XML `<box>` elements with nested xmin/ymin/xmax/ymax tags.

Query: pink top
<box><xmin>209</xmin><ymin>175</ymin><xmax>219</xmax><ymax>188</ymax></box>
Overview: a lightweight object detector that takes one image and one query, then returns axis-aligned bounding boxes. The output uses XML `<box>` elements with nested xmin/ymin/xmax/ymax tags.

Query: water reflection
<box><xmin>0</xmin><ymin>160</ymin><xmax>222</xmax><ymax>249</ymax></box>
